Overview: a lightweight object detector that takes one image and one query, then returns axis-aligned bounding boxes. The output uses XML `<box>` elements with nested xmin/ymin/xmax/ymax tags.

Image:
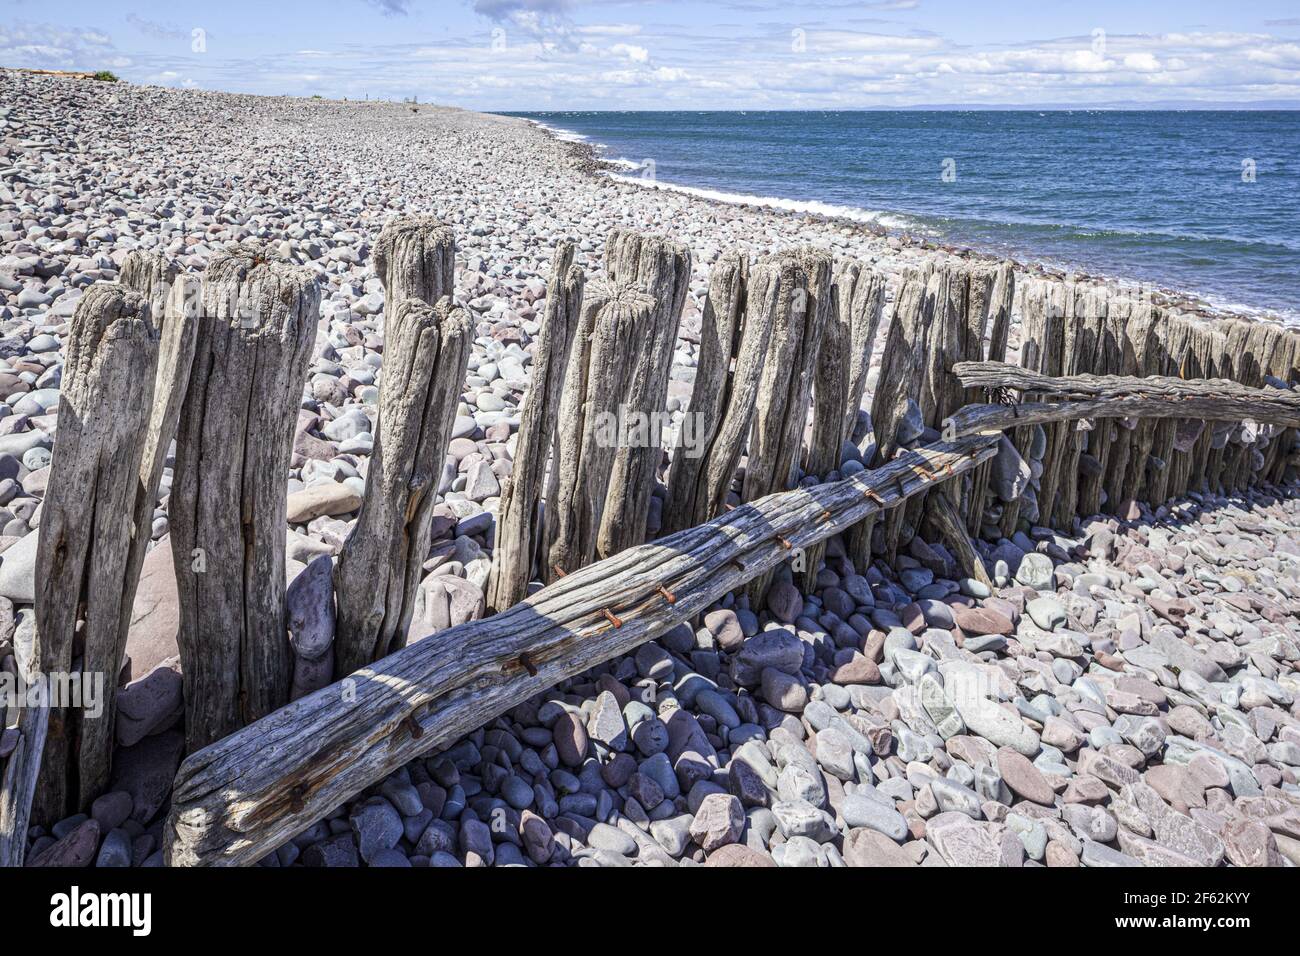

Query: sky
<box><xmin>3</xmin><ymin>1</ymin><xmax>1300</xmax><ymax>110</ymax></box>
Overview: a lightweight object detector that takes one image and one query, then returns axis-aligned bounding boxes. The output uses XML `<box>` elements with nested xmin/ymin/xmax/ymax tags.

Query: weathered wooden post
<box><xmin>668</xmin><ymin>262</ymin><xmax>780</xmax><ymax>532</ymax></box>
<box><xmin>804</xmin><ymin>259</ymin><xmax>884</xmax><ymax>588</ymax></box>
<box><xmin>1110</xmin><ymin>300</ymin><xmax>1160</xmax><ymax>509</ymax></box>
<box><xmin>742</xmin><ymin>247</ymin><xmax>833</xmax><ymax>504</ymax></box>
<box><xmin>1072</xmin><ymin>285</ymin><xmax>1114</xmax><ymax>518</ymax></box>
<box><xmin>334</xmin><ymin>299</ymin><xmax>473</xmax><ymax>671</ymax></box>
<box><xmin>1264</xmin><ymin>329</ymin><xmax>1300</xmax><ymax>485</ymax></box>
<box><xmin>661</xmin><ymin>251</ymin><xmax>747</xmax><ymax>537</ymax></box>
<box><xmin>0</xmin><ymin>618</ymin><xmax>45</xmax><ymax>865</ymax></box>
<box><xmin>546</xmin><ymin>283</ymin><xmax>655</xmax><ymax>576</ymax></box>
<box><xmin>372</xmin><ymin>215</ymin><xmax>455</xmax><ymax>315</ymax></box>
<box><xmin>849</xmin><ymin>268</ymin><xmax>932</xmax><ymax>566</ymax></box>
<box><xmin>964</xmin><ymin>262</ymin><xmax>1014</xmax><ymax>537</ymax></box>
<box><xmin>486</xmin><ymin>242</ymin><xmax>584</xmax><ymax>614</ymax></box>
<box><xmin>840</xmin><ymin>264</ymin><xmax>888</xmax><ymax>448</ymax></box>
<box><xmin>117</xmin><ymin>252</ymin><xmax>200</xmax><ymax>684</ymax></box>
<box><xmin>742</xmin><ymin>247</ymin><xmax>832</xmax><ymax>601</ymax></box>
<box><xmin>1146</xmin><ymin>310</ymin><xmax>1192</xmax><ymax>505</ymax></box>
<box><xmin>597</xmin><ymin>231</ymin><xmax>691</xmax><ymax>558</ymax></box>
<box><xmin>33</xmin><ymin>284</ymin><xmax>159</xmax><ymax>819</ymax></box>
<box><xmin>904</xmin><ymin>264</ymin><xmax>969</xmax><ymax>551</ymax></box>
<box><xmin>170</xmin><ymin>245</ymin><xmax>318</xmax><ymax>752</ymax></box>
<box><xmin>1078</xmin><ymin>290</ymin><xmax>1128</xmax><ymax>515</ymax></box>
<box><xmin>1029</xmin><ymin>280</ymin><xmax>1068</xmax><ymax>525</ymax></box>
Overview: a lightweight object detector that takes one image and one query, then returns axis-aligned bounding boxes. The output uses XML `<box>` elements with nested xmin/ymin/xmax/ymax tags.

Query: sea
<box><xmin>507</xmin><ymin>110</ymin><xmax>1300</xmax><ymax>323</ymax></box>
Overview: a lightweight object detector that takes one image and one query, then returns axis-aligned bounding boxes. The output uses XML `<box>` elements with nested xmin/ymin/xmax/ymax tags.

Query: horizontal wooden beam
<box><xmin>948</xmin><ymin>362</ymin><xmax>1300</xmax><ymax>437</ymax></box>
<box><xmin>164</xmin><ymin>434</ymin><xmax>999</xmax><ymax>867</ymax></box>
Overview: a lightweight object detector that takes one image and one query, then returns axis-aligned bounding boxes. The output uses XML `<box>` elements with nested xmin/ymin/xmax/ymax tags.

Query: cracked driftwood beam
<box><xmin>945</xmin><ymin>394</ymin><xmax>1300</xmax><ymax>440</ymax></box>
<box><xmin>952</xmin><ymin>361</ymin><xmax>1300</xmax><ymax>411</ymax></box>
<box><xmin>34</xmin><ymin>284</ymin><xmax>159</xmax><ymax>821</ymax></box>
<box><xmin>164</xmin><ymin>433</ymin><xmax>1000</xmax><ymax>867</ymax></box>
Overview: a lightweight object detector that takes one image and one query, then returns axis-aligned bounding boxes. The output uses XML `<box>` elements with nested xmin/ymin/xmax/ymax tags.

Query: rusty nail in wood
<box><xmin>657</xmin><ymin>585</ymin><xmax>676</xmax><ymax>604</ymax></box>
<box><xmin>601</xmin><ymin>607</ymin><xmax>623</xmax><ymax>628</ymax></box>
<box><xmin>819</xmin><ymin>509</ymin><xmax>832</xmax><ymax>522</ymax></box>
<box><xmin>552</xmin><ymin>566</ymin><xmax>568</xmax><ymax>579</ymax></box>
<box><xmin>518</xmin><ymin>652</ymin><xmax>539</xmax><ymax>676</ymax></box>
<box><xmin>778</xmin><ymin>537</ymin><xmax>793</xmax><ymax>550</ymax></box>
<box><xmin>865</xmin><ymin>489</ymin><xmax>886</xmax><ymax>506</ymax></box>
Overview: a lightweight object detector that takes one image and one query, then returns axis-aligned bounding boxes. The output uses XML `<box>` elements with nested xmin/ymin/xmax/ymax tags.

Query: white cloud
<box><xmin>610</xmin><ymin>42</ymin><xmax>649</xmax><ymax>63</ymax></box>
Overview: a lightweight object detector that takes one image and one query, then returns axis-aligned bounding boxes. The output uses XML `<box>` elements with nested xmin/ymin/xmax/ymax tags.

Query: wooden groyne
<box><xmin>2</xmin><ymin>215</ymin><xmax>1297</xmax><ymax>867</ymax></box>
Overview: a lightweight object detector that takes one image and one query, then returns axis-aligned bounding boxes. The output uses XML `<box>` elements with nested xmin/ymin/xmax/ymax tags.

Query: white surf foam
<box><xmin>605</xmin><ymin>171</ymin><xmax>925</xmax><ymax>233</ymax></box>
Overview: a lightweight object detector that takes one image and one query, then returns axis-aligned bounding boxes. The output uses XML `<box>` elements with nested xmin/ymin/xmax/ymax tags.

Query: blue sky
<box><xmin>4</xmin><ymin>1</ymin><xmax>1300</xmax><ymax>108</ymax></box>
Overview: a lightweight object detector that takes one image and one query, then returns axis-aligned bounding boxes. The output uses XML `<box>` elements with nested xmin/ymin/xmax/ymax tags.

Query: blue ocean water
<box><xmin>509</xmin><ymin>110</ymin><xmax>1300</xmax><ymax>322</ymax></box>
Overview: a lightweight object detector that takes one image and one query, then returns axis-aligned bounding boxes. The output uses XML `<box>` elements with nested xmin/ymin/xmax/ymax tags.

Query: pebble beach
<box><xmin>2</xmin><ymin>69</ymin><xmax>1299</xmax><ymax>869</ymax></box>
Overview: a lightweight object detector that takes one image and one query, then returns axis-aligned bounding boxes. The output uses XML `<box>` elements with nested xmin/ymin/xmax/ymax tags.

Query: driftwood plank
<box><xmin>487</xmin><ymin>242</ymin><xmax>584</xmax><ymax>613</ymax></box>
<box><xmin>164</xmin><ymin>433</ymin><xmax>999</xmax><ymax>867</ymax></box>
<box><xmin>33</xmin><ymin>284</ymin><xmax>159</xmax><ymax>820</ymax></box>
<box><xmin>169</xmin><ymin>246</ymin><xmax>319</xmax><ymax>752</ymax></box>
<box><xmin>335</xmin><ymin>298</ymin><xmax>474</xmax><ymax>672</ymax></box>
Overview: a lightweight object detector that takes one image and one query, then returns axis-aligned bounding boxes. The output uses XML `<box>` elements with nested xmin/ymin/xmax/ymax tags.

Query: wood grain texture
<box><xmin>691</xmin><ymin>262</ymin><xmax>779</xmax><ymax>528</ymax></box>
<box><xmin>848</xmin><ymin>269</ymin><xmax>931</xmax><ymax>567</ymax></box>
<box><xmin>742</xmin><ymin>247</ymin><xmax>832</xmax><ymax>603</ymax></box>
<box><xmin>118</xmin><ymin>255</ymin><xmax>200</xmax><ymax>696</ymax></box>
<box><xmin>964</xmin><ymin>262</ymin><xmax>1014</xmax><ymax>536</ymax></box>
<box><xmin>34</xmin><ymin>283</ymin><xmax>159</xmax><ymax>818</ymax></box>
<box><xmin>0</xmin><ymin>623</ymin><xmax>45</xmax><ymax>865</ymax></box>
<box><xmin>335</xmin><ymin>298</ymin><xmax>474</xmax><ymax>672</ymax></box>
<box><xmin>487</xmin><ymin>242</ymin><xmax>584</xmax><ymax>613</ymax></box>
<box><xmin>372</xmin><ymin>215</ymin><xmax>455</xmax><ymax>317</ymax></box>
<box><xmin>545</xmin><ymin>282</ymin><xmax>655</xmax><ymax>576</ymax></box>
<box><xmin>599</xmin><ymin>230</ymin><xmax>691</xmax><ymax>557</ymax></box>
<box><xmin>169</xmin><ymin>245</ymin><xmax>319</xmax><ymax>753</ymax></box>
<box><xmin>661</xmin><ymin>251</ymin><xmax>747</xmax><ymax>537</ymax></box>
